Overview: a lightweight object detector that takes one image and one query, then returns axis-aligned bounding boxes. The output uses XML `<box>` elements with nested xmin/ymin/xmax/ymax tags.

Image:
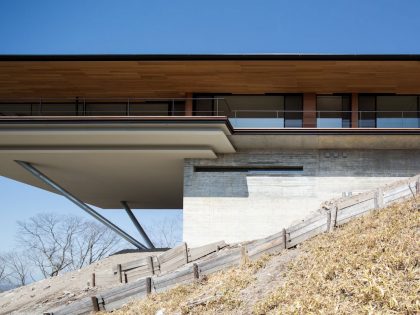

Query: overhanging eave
<box><xmin>0</xmin><ymin>121</ymin><xmax>235</xmax><ymax>209</ymax></box>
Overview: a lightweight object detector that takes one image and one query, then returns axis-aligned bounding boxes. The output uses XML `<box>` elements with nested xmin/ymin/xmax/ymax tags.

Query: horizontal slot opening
<box><xmin>194</xmin><ymin>166</ymin><xmax>303</xmax><ymax>174</ymax></box>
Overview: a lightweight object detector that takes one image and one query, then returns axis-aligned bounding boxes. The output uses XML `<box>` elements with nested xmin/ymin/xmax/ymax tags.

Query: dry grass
<box><xmin>103</xmin><ymin>198</ymin><xmax>419</xmax><ymax>315</ymax></box>
<box><xmin>254</xmin><ymin>199</ymin><xmax>420</xmax><ymax>314</ymax></box>
<box><xmin>103</xmin><ymin>255</ymin><xmax>270</xmax><ymax>315</ymax></box>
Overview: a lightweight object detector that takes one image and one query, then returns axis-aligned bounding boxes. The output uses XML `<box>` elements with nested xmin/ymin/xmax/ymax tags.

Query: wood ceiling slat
<box><xmin>0</xmin><ymin>60</ymin><xmax>420</xmax><ymax>98</ymax></box>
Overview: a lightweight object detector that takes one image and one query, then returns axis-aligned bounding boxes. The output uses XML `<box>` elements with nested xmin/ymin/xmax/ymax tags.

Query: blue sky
<box><xmin>1</xmin><ymin>0</ymin><xmax>420</xmax><ymax>54</ymax></box>
<box><xmin>0</xmin><ymin>0</ymin><xmax>420</xmax><ymax>251</ymax></box>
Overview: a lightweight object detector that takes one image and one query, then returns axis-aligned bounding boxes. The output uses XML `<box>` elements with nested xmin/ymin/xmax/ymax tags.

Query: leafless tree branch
<box><xmin>2</xmin><ymin>252</ymin><xmax>32</xmax><ymax>287</ymax></box>
<box><xmin>16</xmin><ymin>213</ymin><xmax>124</xmax><ymax>279</ymax></box>
<box><xmin>145</xmin><ymin>216</ymin><xmax>182</xmax><ymax>248</ymax></box>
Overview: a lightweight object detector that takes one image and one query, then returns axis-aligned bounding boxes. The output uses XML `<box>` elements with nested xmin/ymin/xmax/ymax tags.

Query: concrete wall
<box><xmin>183</xmin><ymin>149</ymin><xmax>420</xmax><ymax>246</ymax></box>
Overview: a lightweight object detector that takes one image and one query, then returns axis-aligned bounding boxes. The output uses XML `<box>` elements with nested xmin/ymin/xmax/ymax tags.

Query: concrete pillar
<box><xmin>185</xmin><ymin>92</ymin><xmax>193</xmax><ymax>116</ymax></box>
<box><xmin>303</xmin><ymin>93</ymin><xmax>317</xmax><ymax>128</ymax></box>
<box><xmin>351</xmin><ymin>93</ymin><xmax>358</xmax><ymax>128</ymax></box>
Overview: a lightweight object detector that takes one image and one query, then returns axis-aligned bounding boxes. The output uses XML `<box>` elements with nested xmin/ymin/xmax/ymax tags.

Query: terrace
<box><xmin>1</xmin><ymin>94</ymin><xmax>419</xmax><ymax>129</ymax></box>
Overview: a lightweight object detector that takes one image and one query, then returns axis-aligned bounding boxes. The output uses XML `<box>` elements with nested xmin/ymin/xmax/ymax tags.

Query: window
<box><xmin>359</xmin><ymin>95</ymin><xmax>420</xmax><ymax>128</ymax></box>
<box><xmin>41</xmin><ymin>102</ymin><xmax>78</xmax><ymax>116</ymax></box>
<box><xmin>85</xmin><ymin>102</ymin><xmax>127</xmax><ymax>116</ymax></box>
<box><xmin>377</xmin><ymin>96</ymin><xmax>418</xmax><ymax>128</ymax></box>
<box><xmin>84</xmin><ymin>100</ymin><xmax>184</xmax><ymax>116</ymax></box>
<box><xmin>285</xmin><ymin>95</ymin><xmax>303</xmax><ymax>127</ymax></box>
<box><xmin>0</xmin><ymin>102</ymin><xmax>33</xmax><ymax>116</ymax></box>
<box><xmin>316</xmin><ymin>95</ymin><xmax>351</xmax><ymax>128</ymax></box>
<box><xmin>194</xmin><ymin>94</ymin><xmax>303</xmax><ymax>128</ymax></box>
<box><xmin>129</xmin><ymin>101</ymin><xmax>170</xmax><ymax>116</ymax></box>
<box><xmin>358</xmin><ymin>95</ymin><xmax>376</xmax><ymax>127</ymax></box>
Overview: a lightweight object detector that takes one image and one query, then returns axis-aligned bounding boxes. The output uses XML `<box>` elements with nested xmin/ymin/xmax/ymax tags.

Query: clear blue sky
<box><xmin>1</xmin><ymin>0</ymin><xmax>420</xmax><ymax>54</ymax></box>
<box><xmin>0</xmin><ymin>0</ymin><xmax>420</xmax><ymax>251</ymax></box>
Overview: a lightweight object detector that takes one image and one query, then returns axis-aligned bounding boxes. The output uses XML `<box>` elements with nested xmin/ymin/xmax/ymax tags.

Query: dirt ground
<box><xmin>0</xmin><ymin>252</ymin><xmax>162</xmax><ymax>315</ymax></box>
<box><xmin>102</xmin><ymin>247</ymin><xmax>302</xmax><ymax>315</ymax></box>
<box><xmin>235</xmin><ymin>248</ymin><xmax>300</xmax><ymax>314</ymax></box>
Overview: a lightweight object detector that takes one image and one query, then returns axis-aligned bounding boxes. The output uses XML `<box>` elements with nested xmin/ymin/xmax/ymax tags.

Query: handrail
<box><xmin>0</xmin><ymin>97</ymin><xmax>226</xmax><ymax>101</ymax></box>
<box><xmin>0</xmin><ymin>99</ymin><xmax>419</xmax><ymax>128</ymax></box>
<box><xmin>0</xmin><ymin>97</ymin><xmax>230</xmax><ymax>117</ymax></box>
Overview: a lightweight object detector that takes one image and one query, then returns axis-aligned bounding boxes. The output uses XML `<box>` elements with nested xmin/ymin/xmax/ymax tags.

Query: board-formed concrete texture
<box><xmin>183</xmin><ymin>149</ymin><xmax>420</xmax><ymax>246</ymax></box>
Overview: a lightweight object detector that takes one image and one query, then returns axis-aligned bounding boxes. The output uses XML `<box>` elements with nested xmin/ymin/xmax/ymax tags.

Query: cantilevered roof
<box><xmin>1</xmin><ymin>54</ymin><xmax>420</xmax><ymax>97</ymax></box>
<box><xmin>1</xmin><ymin>54</ymin><xmax>420</xmax><ymax>61</ymax></box>
<box><xmin>0</xmin><ymin>117</ymin><xmax>235</xmax><ymax>209</ymax></box>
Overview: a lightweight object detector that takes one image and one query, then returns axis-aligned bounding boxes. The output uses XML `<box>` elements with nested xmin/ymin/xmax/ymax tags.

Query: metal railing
<box><xmin>230</xmin><ymin>110</ymin><xmax>420</xmax><ymax>128</ymax></box>
<box><xmin>0</xmin><ymin>99</ymin><xmax>419</xmax><ymax>128</ymax></box>
<box><xmin>0</xmin><ymin>97</ymin><xmax>228</xmax><ymax>117</ymax></box>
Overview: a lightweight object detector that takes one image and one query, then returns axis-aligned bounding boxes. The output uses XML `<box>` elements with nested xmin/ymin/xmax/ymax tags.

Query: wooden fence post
<box><xmin>91</xmin><ymin>273</ymin><xmax>96</xmax><ymax>287</ymax></box>
<box><xmin>117</xmin><ymin>264</ymin><xmax>123</xmax><ymax>283</ymax></box>
<box><xmin>282</xmin><ymin>228</ymin><xmax>287</xmax><ymax>249</ymax></box>
<box><xmin>146</xmin><ymin>277</ymin><xmax>152</xmax><ymax>295</ymax></box>
<box><xmin>329</xmin><ymin>205</ymin><xmax>338</xmax><ymax>232</ymax></box>
<box><xmin>91</xmin><ymin>296</ymin><xmax>100</xmax><ymax>312</ymax></box>
<box><xmin>147</xmin><ymin>256</ymin><xmax>154</xmax><ymax>275</ymax></box>
<box><xmin>184</xmin><ymin>242</ymin><xmax>189</xmax><ymax>264</ymax></box>
<box><xmin>193</xmin><ymin>263</ymin><xmax>200</xmax><ymax>281</ymax></box>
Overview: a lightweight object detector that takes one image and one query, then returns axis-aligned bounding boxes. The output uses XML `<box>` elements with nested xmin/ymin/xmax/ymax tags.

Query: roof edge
<box><xmin>1</xmin><ymin>54</ymin><xmax>420</xmax><ymax>62</ymax></box>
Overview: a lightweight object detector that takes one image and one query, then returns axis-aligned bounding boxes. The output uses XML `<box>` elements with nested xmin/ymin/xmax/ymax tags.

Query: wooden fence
<box><xmin>47</xmin><ymin>175</ymin><xmax>420</xmax><ymax>315</ymax></box>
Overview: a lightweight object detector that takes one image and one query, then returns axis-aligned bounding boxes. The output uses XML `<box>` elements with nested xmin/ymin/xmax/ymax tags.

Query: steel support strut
<box><xmin>15</xmin><ymin>160</ymin><xmax>147</xmax><ymax>250</ymax></box>
<box><xmin>121</xmin><ymin>201</ymin><xmax>155</xmax><ymax>249</ymax></box>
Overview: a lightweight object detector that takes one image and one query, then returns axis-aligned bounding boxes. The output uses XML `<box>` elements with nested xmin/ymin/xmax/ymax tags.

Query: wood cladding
<box><xmin>0</xmin><ymin>60</ymin><xmax>420</xmax><ymax>98</ymax></box>
<box><xmin>185</xmin><ymin>92</ymin><xmax>193</xmax><ymax>116</ymax></box>
<box><xmin>351</xmin><ymin>93</ymin><xmax>359</xmax><ymax>128</ymax></box>
<box><xmin>303</xmin><ymin>93</ymin><xmax>316</xmax><ymax>128</ymax></box>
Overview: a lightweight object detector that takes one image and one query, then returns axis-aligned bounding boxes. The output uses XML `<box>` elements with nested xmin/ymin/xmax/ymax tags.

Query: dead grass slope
<box><xmin>104</xmin><ymin>199</ymin><xmax>419</xmax><ymax>315</ymax></box>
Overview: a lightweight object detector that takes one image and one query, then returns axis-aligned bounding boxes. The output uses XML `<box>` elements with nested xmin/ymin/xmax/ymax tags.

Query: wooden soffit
<box><xmin>1</xmin><ymin>56</ymin><xmax>420</xmax><ymax>97</ymax></box>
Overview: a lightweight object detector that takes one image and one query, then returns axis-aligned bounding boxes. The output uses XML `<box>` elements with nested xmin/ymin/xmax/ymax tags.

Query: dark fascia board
<box><xmin>0</xmin><ymin>116</ymin><xmax>419</xmax><ymax>135</ymax></box>
<box><xmin>233</xmin><ymin>128</ymin><xmax>420</xmax><ymax>135</ymax></box>
<box><xmin>1</xmin><ymin>54</ymin><xmax>420</xmax><ymax>62</ymax></box>
<box><xmin>0</xmin><ymin>116</ymin><xmax>236</xmax><ymax>134</ymax></box>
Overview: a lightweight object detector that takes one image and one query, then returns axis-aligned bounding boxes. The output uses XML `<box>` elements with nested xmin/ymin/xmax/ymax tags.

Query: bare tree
<box><xmin>17</xmin><ymin>213</ymin><xmax>77</xmax><ymax>278</ymax></box>
<box><xmin>2</xmin><ymin>251</ymin><xmax>33</xmax><ymax>286</ymax></box>
<box><xmin>0</xmin><ymin>254</ymin><xmax>7</xmax><ymax>284</ymax></box>
<box><xmin>17</xmin><ymin>213</ymin><xmax>124</xmax><ymax>279</ymax></box>
<box><xmin>146</xmin><ymin>217</ymin><xmax>182</xmax><ymax>248</ymax></box>
<box><xmin>70</xmin><ymin>220</ymin><xmax>122</xmax><ymax>270</ymax></box>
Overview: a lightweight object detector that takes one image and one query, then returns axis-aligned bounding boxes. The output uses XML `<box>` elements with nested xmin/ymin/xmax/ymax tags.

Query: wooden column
<box><xmin>351</xmin><ymin>93</ymin><xmax>359</xmax><ymax>128</ymax></box>
<box><xmin>193</xmin><ymin>263</ymin><xmax>200</xmax><ymax>280</ymax></box>
<box><xmin>303</xmin><ymin>93</ymin><xmax>317</xmax><ymax>128</ymax></box>
<box><xmin>185</xmin><ymin>92</ymin><xmax>193</xmax><ymax>116</ymax></box>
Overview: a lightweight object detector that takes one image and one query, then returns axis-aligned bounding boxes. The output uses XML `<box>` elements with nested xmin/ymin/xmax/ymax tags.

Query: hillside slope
<box><xmin>0</xmin><ymin>252</ymin><xmax>163</xmax><ymax>315</ymax></box>
<box><xmin>102</xmin><ymin>198</ymin><xmax>419</xmax><ymax>315</ymax></box>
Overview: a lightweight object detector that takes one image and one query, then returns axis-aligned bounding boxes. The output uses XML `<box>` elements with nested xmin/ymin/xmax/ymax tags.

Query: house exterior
<box><xmin>0</xmin><ymin>54</ymin><xmax>419</xmax><ymax>247</ymax></box>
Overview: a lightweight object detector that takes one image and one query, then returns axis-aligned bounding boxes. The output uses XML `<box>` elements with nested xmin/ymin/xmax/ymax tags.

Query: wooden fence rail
<box><xmin>48</xmin><ymin>174</ymin><xmax>420</xmax><ymax>315</ymax></box>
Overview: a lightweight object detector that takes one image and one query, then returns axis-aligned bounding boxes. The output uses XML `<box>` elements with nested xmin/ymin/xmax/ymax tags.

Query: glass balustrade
<box><xmin>0</xmin><ymin>96</ymin><xmax>419</xmax><ymax>128</ymax></box>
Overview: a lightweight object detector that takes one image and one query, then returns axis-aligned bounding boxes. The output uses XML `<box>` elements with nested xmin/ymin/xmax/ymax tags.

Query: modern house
<box><xmin>0</xmin><ymin>54</ymin><xmax>419</xmax><ymax>247</ymax></box>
